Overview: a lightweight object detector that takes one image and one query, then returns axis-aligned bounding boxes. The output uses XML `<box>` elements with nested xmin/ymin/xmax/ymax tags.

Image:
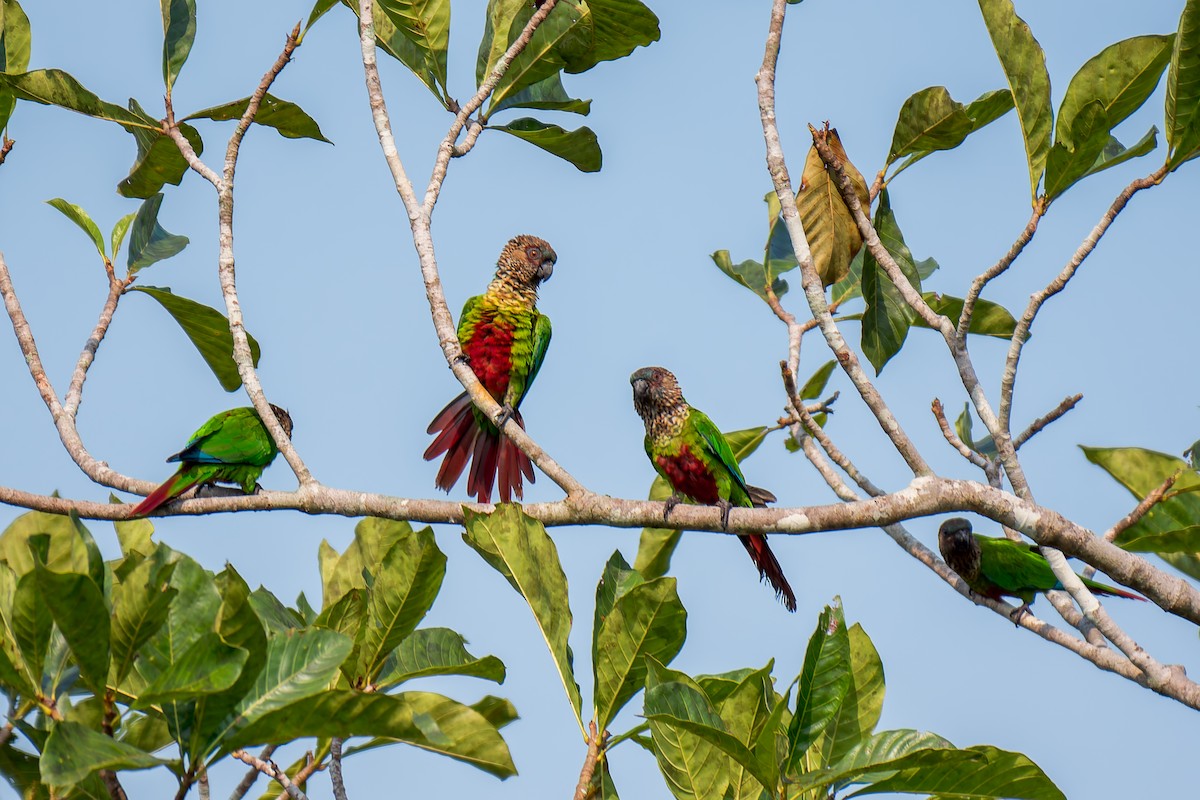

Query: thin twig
<box><xmin>931</xmin><ymin>398</ymin><xmax>990</xmax><ymax>469</ymax></box>
<box><xmin>100</xmin><ymin>770</ymin><xmax>128</xmax><ymax>800</ymax></box>
<box><xmin>231</xmin><ymin>750</ymin><xmax>308</xmax><ymax>800</ymax></box>
<box><xmin>957</xmin><ymin>208</ymin><xmax>1043</xmax><ymax>339</ymax></box>
<box><xmin>1101</xmin><ymin>470</ymin><xmax>1181</xmax><ymax>546</ymax></box>
<box><xmin>330</xmin><ymin>738</ymin><xmax>348</xmax><ymax>800</ymax></box>
<box><xmin>573</xmin><ymin>720</ymin><xmax>608</xmax><ymax>800</ymax></box>
<box><xmin>999</xmin><ymin>164</ymin><xmax>1169</xmax><ymax>433</ymax></box>
<box><xmin>1014</xmin><ymin>393</ymin><xmax>1083</xmax><ymax>449</ymax></box>
<box><xmin>229</xmin><ymin>744</ymin><xmax>276</xmax><ymax>800</ymax></box>
<box><xmin>198</xmin><ymin>767</ymin><xmax>210</xmax><ymax>800</ymax></box>
<box><xmin>63</xmin><ymin>269</ymin><xmax>125</xmax><ymax>419</ymax></box>
<box><xmin>782</xmin><ymin>362</ymin><xmax>881</xmax><ymax>495</ymax></box>
<box><xmin>272</xmin><ymin>752</ymin><xmax>323</xmax><ymax>800</ymax></box>
<box><xmin>451</xmin><ymin>119</ymin><xmax>485</xmax><ymax>157</ymax></box>
<box><xmin>756</xmin><ymin>2</ymin><xmax>932</xmax><ymax>478</ymax></box>
<box><xmin>0</xmin><ymin>136</ymin><xmax>13</xmax><ymax>166</ymax></box>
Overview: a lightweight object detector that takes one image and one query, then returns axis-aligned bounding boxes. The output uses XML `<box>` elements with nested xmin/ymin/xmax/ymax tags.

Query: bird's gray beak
<box><xmin>537</xmin><ymin>258</ymin><xmax>555</xmax><ymax>283</ymax></box>
<box><xmin>632</xmin><ymin>378</ymin><xmax>648</xmax><ymax>401</ymax></box>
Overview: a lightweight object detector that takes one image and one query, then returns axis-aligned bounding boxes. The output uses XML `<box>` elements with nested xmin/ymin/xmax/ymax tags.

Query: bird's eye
<box><xmin>527</xmin><ymin>246</ymin><xmax>541</xmax><ymax>261</ymax></box>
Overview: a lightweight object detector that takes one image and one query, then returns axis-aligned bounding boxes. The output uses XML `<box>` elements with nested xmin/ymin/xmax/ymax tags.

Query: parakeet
<box><xmin>425</xmin><ymin>235</ymin><xmax>556</xmax><ymax>504</ymax></box>
<box><xmin>131</xmin><ymin>404</ymin><xmax>293</xmax><ymax>517</ymax></box>
<box><xmin>938</xmin><ymin>517</ymin><xmax>1144</xmax><ymax>618</ymax></box>
<box><xmin>630</xmin><ymin>366</ymin><xmax>797</xmax><ymax>611</ymax></box>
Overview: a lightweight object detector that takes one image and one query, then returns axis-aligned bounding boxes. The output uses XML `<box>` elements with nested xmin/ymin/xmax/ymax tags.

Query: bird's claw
<box><xmin>663</xmin><ymin>493</ymin><xmax>682</xmax><ymax>522</ymax></box>
<box><xmin>495</xmin><ymin>404</ymin><xmax>516</xmax><ymax>429</ymax></box>
<box><xmin>1009</xmin><ymin>603</ymin><xmax>1031</xmax><ymax>625</ymax></box>
<box><xmin>717</xmin><ymin>499</ymin><xmax>733</xmax><ymax>531</ymax></box>
<box><xmin>451</xmin><ymin>352</ymin><xmax>471</xmax><ymax>367</ymax></box>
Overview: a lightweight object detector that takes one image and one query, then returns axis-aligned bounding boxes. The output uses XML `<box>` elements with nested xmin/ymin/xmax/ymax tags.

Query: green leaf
<box><xmin>0</xmin><ymin>0</ymin><xmax>33</xmax><ymax>131</ymax></box>
<box><xmin>955</xmin><ymin>402</ymin><xmax>998</xmax><ymax>459</ymax></box>
<box><xmin>594</xmin><ymin>550</ymin><xmax>645</xmax><ymax>633</ymax></box>
<box><xmin>41</xmin><ymin>721</ymin><xmax>169</xmax><ymax>786</ymax></box>
<box><xmin>221</xmin><ymin>628</ymin><xmax>352</xmax><ymax>740</ymax></box>
<box><xmin>125</xmin><ymin>194</ymin><xmax>189</xmax><ymax>273</ymax></box>
<box><xmin>887</xmin><ymin>86</ymin><xmax>974</xmax><ymax>164</ymax></box>
<box><xmin>0</xmin><ymin>70</ymin><xmax>158</xmax><ymax>131</ymax></box>
<box><xmin>565</xmin><ymin>0</ymin><xmax>659</xmax><ymax>73</ymax></box>
<box><xmin>118</xmin><ymin>101</ymin><xmax>205</xmax><ymax>200</ymax></box>
<box><xmin>594</xmin><ymin>576</ymin><xmax>687</xmax><ymax>732</ymax></box>
<box><xmin>314</xmin><ymin>588</ymin><xmax>365</xmax><ymax>646</ymax></box>
<box><xmin>634</xmin><ymin>428</ymin><xmax>769</xmax><ymax>579</ymax></box>
<box><xmin>846</xmin><ymin>744</ymin><xmax>1065</xmax><ymax>799</ymax></box>
<box><xmin>463</xmin><ymin>504</ymin><xmax>582</xmax><ymax>726</ymax></box>
<box><xmin>0</xmin><ymin>510</ymin><xmax>93</xmax><ymax>577</ymax></box>
<box><xmin>800</xmin><ymin>360</ymin><xmax>836</xmax><ymax>401</ymax></box>
<box><xmin>337</xmin><ymin>0</ymin><xmax>448</xmax><ymax>103</ymax></box>
<box><xmin>814</xmin><ymin>623</ymin><xmax>884</xmax><ymax>770</ymax></box>
<box><xmin>33</xmin><ymin>562</ymin><xmax>110</xmax><ymax>694</ymax></box>
<box><xmin>1045</xmin><ymin>101</ymin><xmax>1112</xmax><ymax>202</ymax></box>
<box><xmin>493</xmin><ymin>117</ymin><xmax>601</xmax><ymax>172</ymax></box>
<box><xmin>488</xmin><ymin>1</ymin><xmax>592</xmax><ymax>112</ymax></box>
<box><xmin>1082</xmin><ymin>446</ymin><xmax>1200</xmax><ymax>556</ymax></box>
<box><xmin>831</xmin><ymin>247</ymin><xmax>865</xmax><ymax>306</ymax></box>
<box><xmin>717</xmin><ymin>663</ymin><xmax>780</xmax><ymax>800</ymax></box>
<box><xmin>375</xmin><ymin>0</ymin><xmax>450</xmax><ymax>98</ymax></box>
<box><xmin>1058</xmin><ymin>34</ymin><xmax>1173</xmax><ymax>148</ymax></box>
<box><xmin>711</xmin><ymin>250</ymin><xmax>787</xmax><ymax>302</ymax></box>
<box><xmin>917</xmin><ymin>292</ymin><xmax>1017</xmax><ymax>339</ymax></box>
<box><xmin>787</xmin><ymin>600</ymin><xmax>851</xmax><ymax>766</ymax></box>
<box><xmin>184</xmin><ymin>94</ymin><xmax>332</xmax><ymax>143</ymax></box>
<box><xmin>110</xmin><ymin>557</ymin><xmax>177</xmax><ymax>686</ymax></box>
<box><xmin>1083</xmin><ymin>127</ymin><xmax>1160</xmax><ymax>179</ymax></box>
<box><xmin>11</xmin><ymin>569</ymin><xmax>51</xmax><ymax>688</ymax></box>
<box><xmin>357</xmin><ymin>527</ymin><xmax>446</xmax><ymax>681</ymax></box>
<box><xmin>248</xmin><ymin>587</ymin><xmax>306</xmax><ymax>634</ymax></box>
<box><xmin>377</xmin><ymin>627</ymin><xmax>506</xmax><ymax>688</ymax></box>
<box><xmin>228</xmin><ymin>690</ymin><xmax>516</xmax><ymax>778</ymax></box>
<box><xmin>131</xmin><ymin>286</ymin><xmax>262</xmax><ymax>392</ymax></box>
<box><xmin>304</xmin><ymin>0</ymin><xmax>339</xmax><ymax>36</ymax></box>
<box><xmin>490</xmin><ymin>72</ymin><xmax>591</xmax><ymax>116</ymax></box>
<box><xmin>45</xmin><ymin>199</ymin><xmax>106</xmax><ymax>260</ymax></box>
<box><xmin>1167</xmin><ymin>0</ymin><xmax>1200</xmax><ymax>169</ymax></box>
<box><xmin>860</xmin><ymin>189</ymin><xmax>924</xmax><ymax>374</ymax></box>
<box><xmin>796</xmin><ymin>729</ymin><xmax>954</xmax><ymax>792</ymax></box>
<box><xmin>110</xmin><ymin>213</ymin><xmax>137</xmax><ymax>263</ymax></box>
<box><xmin>136</xmin><ymin>630</ymin><xmax>248</xmax><ymax>706</ymax></box>
<box><xmin>161</xmin><ymin>0</ymin><xmax>197</xmax><ymax>94</ymax></box>
<box><xmin>977</xmin><ymin>0</ymin><xmax>1052</xmax><ymax>202</ymax></box>
<box><xmin>471</xmin><ymin>695</ymin><xmax>519</xmax><ymax>730</ymax></box>
<box><xmin>644</xmin><ymin>661</ymin><xmax>732</xmax><ymax>800</ymax></box>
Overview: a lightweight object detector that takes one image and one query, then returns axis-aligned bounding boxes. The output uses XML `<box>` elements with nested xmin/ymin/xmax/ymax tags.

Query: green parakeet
<box><xmin>631</xmin><ymin>366</ymin><xmax>796</xmax><ymax>611</ymax></box>
<box><xmin>131</xmin><ymin>404</ymin><xmax>293</xmax><ymax>516</ymax></box>
<box><xmin>425</xmin><ymin>235</ymin><xmax>556</xmax><ymax>504</ymax></box>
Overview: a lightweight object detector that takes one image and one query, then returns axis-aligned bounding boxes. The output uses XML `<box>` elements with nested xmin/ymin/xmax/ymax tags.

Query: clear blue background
<box><xmin>1</xmin><ymin>1</ymin><xmax>1196</xmax><ymax>797</ymax></box>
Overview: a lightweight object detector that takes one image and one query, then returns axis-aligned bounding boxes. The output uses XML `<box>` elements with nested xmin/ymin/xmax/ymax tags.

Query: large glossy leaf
<box><xmin>357</xmin><ymin>527</ymin><xmax>446</xmax><ymax>681</ymax></box>
<box><xmin>33</xmin><ymin>562</ymin><xmax>109</xmax><ymax>694</ymax></box>
<box><xmin>119</xmin><ymin>105</ymin><xmax>205</xmax><ymax>200</ymax></box>
<box><xmin>377</xmin><ymin>627</ymin><xmax>506</xmax><ymax>688</ymax></box>
<box><xmin>956</xmin><ymin>403</ymin><xmax>998</xmax><ymax>459</ymax></box>
<box><xmin>1167</xmin><ymin>0</ymin><xmax>1200</xmax><ymax>169</ymax></box>
<box><xmin>594</xmin><ymin>576</ymin><xmax>687</xmax><ymax>731</ymax></box>
<box><xmin>0</xmin><ymin>510</ymin><xmax>94</xmax><ymax>578</ymax></box>
<box><xmin>594</xmin><ymin>551</ymin><xmax>645</xmax><ymax>634</ymax></box>
<box><xmin>1044</xmin><ymin>102</ymin><xmax>1111</xmax><ymax>201</ymax></box>
<box><xmin>634</xmin><ymin>428</ymin><xmax>769</xmax><ymax>579</ymax></box>
<box><xmin>888</xmin><ymin>88</ymin><xmax>1014</xmax><ymax>179</ymax></box>
<box><xmin>228</xmin><ymin>689</ymin><xmax>516</xmax><ymax>777</ymax></box>
<box><xmin>184</xmin><ymin>94</ymin><xmax>332</xmax><ymax>143</ymax></box>
<box><xmin>1057</xmin><ymin>35</ymin><xmax>1172</xmax><ymax>149</ymax></box>
<box><xmin>110</xmin><ymin>557</ymin><xmax>177</xmax><ymax>686</ymax></box>
<box><xmin>131</xmin><ymin>286</ymin><xmax>262</xmax><ymax>392</ymax></box>
<box><xmin>11</xmin><ymin>570</ymin><xmax>51</xmax><ymax>689</ymax></box>
<box><xmin>136</xmin><ymin>631</ymin><xmax>248</xmax><ymax>706</ymax></box>
<box><xmin>710</xmin><ymin>250</ymin><xmax>788</xmax><ymax>302</ymax></box>
<box><xmin>0</xmin><ymin>0</ymin><xmax>32</xmax><ymax>131</ymax></box>
<box><xmin>787</xmin><ymin>601</ymin><xmax>851</xmax><ymax>767</ymax></box>
<box><xmin>493</xmin><ymin>117</ymin><xmax>600</xmax><ymax>172</ymax></box>
<box><xmin>126</xmin><ymin>193</ymin><xmax>189</xmax><ymax>273</ymax></box>
<box><xmin>565</xmin><ymin>0</ymin><xmax>659</xmax><ymax>72</ymax></box>
<box><xmin>644</xmin><ymin>660</ymin><xmax>731</xmax><ymax>800</ymax></box>
<box><xmin>1083</xmin><ymin>127</ymin><xmax>1160</xmax><ymax>180</ymax></box>
<box><xmin>490</xmin><ymin>72</ymin><xmax>591</xmax><ymax>116</ymax></box>
<box><xmin>860</xmin><ymin>189</ymin><xmax>924</xmax><ymax>374</ymax></box>
<box><xmin>488</xmin><ymin>1</ymin><xmax>592</xmax><ymax>112</ymax></box>
<box><xmin>917</xmin><ymin>293</ymin><xmax>1017</xmax><ymax>339</ymax></box>
<box><xmin>133</xmin><ymin>552</ymin><xmax>221</xmax><ymax>697</ymax></box>
<box><xmin>814</xmin><ymin>623</ymin><xmax>884</xmax><ymax>770</ymax></box>
<box><xmin>795</xmin><ymin>129</ymin><xmax>869</xmax><ymax>287</ymax></box>
<box><xmin>797</xmin><ymin>729</ymin><xmax>954</xmax><ymax>792</ymax></box>
<box><xmin>247</xmin><ymin>587</ymin><xmax>306</xmax><ymax>634</ymax></box>
<box><xmin>321</xmin><ymin>517</ymin><xmax>414</xmax><ymax>607</ymax></box>
<box><xmin>0</xmin><ymin>70</ymin><xmax>158</xmax><ymax>131</ymax></box>
<box><xmin>1082</xmin><ymin>446</ymin><xmax>1200</xmax><ymax>555</ymax></box>
<box><xmin>978</xmin><ymin>0</ymin><xmax>1052</xmax><ymax>202</ymax></box>
<box><xmin>45</xmin><ymin>199</ymin><xmax>106</xmax><ymax>260</ymax></box>
<box><xmin>846</xmin><ymin>745</ymin><xmax>1065</xmax><ymax>799</ymax></box>
<box><xmin>376</xmin><ymin>0</ymin><xmax>450</xmax><ymax>96</ymax></box>
<box><xmin>716</xmin><ymin>663</ymin><xmax>779</xmax><ymax>800</ymax></box>
<box><xmin>41</xmin><ymin>721</ymin><xmax>169</xmax><ymax>786</ymax></box>
<box><xmin>0</xmin><ymin>565</ymin><xmax>35</xmax><ymax>695</ymax></box>
<box><xmin>161</xmin><ymin>0</ymin><xmax>197</xmax><ymax>94</ymax></box>
<box><xmin>463</xmin><ymin>504</ymin><xmax>582</xmax><ymax>724</ymax></box>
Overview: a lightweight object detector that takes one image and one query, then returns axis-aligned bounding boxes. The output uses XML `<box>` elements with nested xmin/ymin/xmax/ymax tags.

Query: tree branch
<box><xmin>931</xmin><ymin>398</ymin><xmax>990</xmax><ymax>469</ymax></box>
<box><xmin>330</xmin><ymin>738</ymin><xmax>348</xmax><ymax>800</ymax></box>
<box><xmin>1014</xmin><ymin>393</ymin><xmax>1082</xmax><ymax>449</ymax></box>
<box><xmin>573</xmin><ymin>720</ymin><xmax>607</xmax><ymax>800</ymax></box>
<box><xmin>63</xmin><ymin>267</ymin><xmax>125</xmax><ymax>419</ymax></box>
<box><xmin>957</xmin><ymin>208</ymin><xmax>1043</xmax><ymax>339</ymax></box>
<box><xmin>229</xmin><ymin>744</ymin><xmax>276</xmax><ymax>800</ymax></box>
<box><xmin>230</xmin><ymin>750</ymin><xmax>307</xmax><ymax>800</ymax></box>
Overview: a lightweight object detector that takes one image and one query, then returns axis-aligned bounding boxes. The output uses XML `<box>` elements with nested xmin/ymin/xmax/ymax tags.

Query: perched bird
<box><xmin>131</xmin><ymin>405</ymin><xmax>293</xmax><ymax>517</ymax></box>
<box><xmin>630</xmin><ymin>366</ymin><xmax>796</xmax><ymax>611</ymax></box>
<box><xmin>938</xmin><ymin>517</ymin><xmax>1144</xmax><ymax>618</ymax></box>
<box><xmin>425</xmin><ymin>235</ymin><xmax>556</xmax><ymax>504</ymax></box>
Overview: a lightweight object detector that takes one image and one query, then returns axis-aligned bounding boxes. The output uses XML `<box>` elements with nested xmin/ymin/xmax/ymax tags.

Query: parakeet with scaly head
<box><xmin>630</xmin><ymin>366</ymin><xmax>797</xmax><ymax>612</ymax></box>
<box><xmin>938</xmin><ymin>518</ymin><xmax>1144</xmax><ymax>618</ymax></box>
<box><xmin>425</xmin><ymin>235</ymin><xmax>556</xmax><ymax>504</ymax></box>
<box><xmin>131</xmin><ymin>404</ymin><xmax>293</xmax><ymax>517</ymax></box>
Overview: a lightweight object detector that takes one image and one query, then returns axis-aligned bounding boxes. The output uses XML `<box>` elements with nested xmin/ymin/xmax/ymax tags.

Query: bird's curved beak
<box><xmin>631</xmin><ymin>377</ymin><xmax>648</xmax><ymax>402</ymax></box>
<box><xmin>536</xmin><ymin>256</ymin><xmax>555</xmax><ymax>283</ymax></box>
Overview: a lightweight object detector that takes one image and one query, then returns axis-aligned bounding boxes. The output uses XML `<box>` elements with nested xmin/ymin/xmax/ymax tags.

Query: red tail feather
<box><xmin>739</xmin><ymin>533</ymin><xmax>797</xmax><ymax>612</ymax></box>
<box><xmin>1092</xmin><ymin>584</ymin><xmax>1147</xmax><ymax>601</ymax></box>
<box><xmin>425</xmin><ymin>394</ymin><xmax>535</xmax><ymax>503</ymax></box>
<box><xmin>130</xmin><ymin>470</ymin><xmax>200</xmax><ymax>518</ymax></box>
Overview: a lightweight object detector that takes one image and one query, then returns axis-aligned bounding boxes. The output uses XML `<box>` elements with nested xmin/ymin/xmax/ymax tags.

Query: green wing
<box><xmin>516</xmin><ymin>312</ymin><xmax>552</xmax><ymax>406</ymax></box>
<box><xmin>690</xmin><ymin>409</ymin><xmax>751</xmax><ymax>498</ymax></box>
<box><xmin>456</xmin><ymin>294</ymin><xmax>485</xmax><ymax>344</ymax></box>
<box><xmin>976</xmin><ymin>536</ymin><xmax>1058</xmax><ymax>593</ymax></box>
<box><xmin>171</xmin><ymin>408</ymin><xmax>277</xmax><ymax>467</ymax></box>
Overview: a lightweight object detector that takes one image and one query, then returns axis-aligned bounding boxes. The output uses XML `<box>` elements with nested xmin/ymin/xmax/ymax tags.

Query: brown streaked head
<box><xmin>630</xmin><ymin>366</ymin><xmax>685</xmax><ymax>419</ymax></box>
<box><xmin>268</xmin><ymin>404</ymin><xmax>294</xmax><ymax>439</ymax></box>
<box><xmin>497</xmin><ymin>234</ymin><xmax>557</xmax><ymax>288</ymax></box>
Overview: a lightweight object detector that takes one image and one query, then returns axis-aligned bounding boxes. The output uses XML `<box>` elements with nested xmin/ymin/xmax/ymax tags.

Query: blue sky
<box><xmin>1</xmin><ymin>1</ymin><xmax>1198</xmax><ymax>797</ymax></box>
